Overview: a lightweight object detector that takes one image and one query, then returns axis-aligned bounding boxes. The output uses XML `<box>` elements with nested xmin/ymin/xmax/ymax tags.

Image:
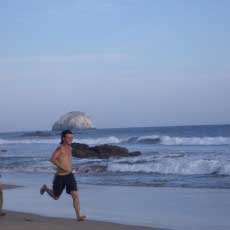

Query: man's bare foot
<box><xmin>77</xmin><ymin>215</ymin><xmax>86</xmax><ymax>222</ymax></box>
<box><xmin>40</xmin><ymin>184</ymin><xmax>47</xmax><ymax>195</ymax></box>
<box><xmin>0</xmin><ymin>212</ymin><xmax>6</xmax><ymax>217</ymax></box>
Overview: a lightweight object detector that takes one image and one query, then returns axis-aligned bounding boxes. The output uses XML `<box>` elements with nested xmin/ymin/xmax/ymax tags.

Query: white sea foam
<box><xmin>108</xmin><ymin>157</ymin><xmax>230</xmax><ymax>175</ymax></box>
<box><xmin>0</xmin><ymin>136</ymin><xmax>120</xmax><ymax>145</ymax></box>
<box><xmin>0</xmin><ymin>138</ymin><xmax>60</xmax><ymax>144</ymax></box>
<box><xmin>161</xmin><ymin>136</ymin><xmax>230</xmax><ymax>145</ymax></box>
<box><xmin>1</xmin><ymin>135</ymin><xmax>230</xmax><ymax>146</ymax></box>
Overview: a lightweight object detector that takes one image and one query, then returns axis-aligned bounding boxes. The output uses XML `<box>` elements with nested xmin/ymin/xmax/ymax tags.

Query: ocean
<box><xmin>1</xmin><ymin>124</ymin><xmax>230</xmax><ymax>189</ymax></box>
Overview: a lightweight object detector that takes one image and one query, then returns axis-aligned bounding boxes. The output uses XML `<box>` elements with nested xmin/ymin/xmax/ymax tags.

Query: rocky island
<box><xmin>52</xmin><ymin>111</ymin><xmax>93</xmax><ymax>131</ymax></box>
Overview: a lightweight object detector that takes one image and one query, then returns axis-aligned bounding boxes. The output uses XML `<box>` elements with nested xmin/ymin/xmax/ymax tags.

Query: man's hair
<box><xmin>60</xmin><ymin>129</ymin><xmax>73</xmax><ymax>144</ymax></box>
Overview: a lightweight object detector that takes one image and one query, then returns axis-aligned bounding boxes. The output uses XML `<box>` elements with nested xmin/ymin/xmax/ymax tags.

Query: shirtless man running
<box><xmin>40</xmin><ymin>130</ymin><xmax>86</xmax><ymax>221</ymax></box>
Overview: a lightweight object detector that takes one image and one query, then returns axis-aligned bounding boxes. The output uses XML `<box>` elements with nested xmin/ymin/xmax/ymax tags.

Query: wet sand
<box><xmin>1</xmin><ymin>184</ymin><xmax>168</xmax><ymax>230</ymax></box>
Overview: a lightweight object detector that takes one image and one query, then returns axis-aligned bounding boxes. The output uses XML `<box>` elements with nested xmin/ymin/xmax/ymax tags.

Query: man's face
<box><xmin>63</xmin><ymin>134</ymin><xmax>73</xmax><ymax>145</ymax></box>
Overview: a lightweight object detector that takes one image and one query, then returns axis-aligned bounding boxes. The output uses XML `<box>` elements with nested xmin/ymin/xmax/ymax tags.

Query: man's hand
<box><xmin>51</xmin><ymin>160</ymin><xmax>71</xmax><ymax>172</ymax></box>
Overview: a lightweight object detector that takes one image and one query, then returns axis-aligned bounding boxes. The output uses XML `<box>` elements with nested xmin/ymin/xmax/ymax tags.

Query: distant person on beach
<box><xmin>40</xmin><ymin>130</ymin><xmax>86</xmax><ymax>221</ymax></box>
<box><xmin>0</xmin><ymin>176</ymin><xmax>6</xmax><ymax>216</ymax></box>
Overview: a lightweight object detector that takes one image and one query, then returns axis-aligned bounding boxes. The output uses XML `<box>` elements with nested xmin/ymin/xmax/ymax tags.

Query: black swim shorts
<box><xmin>53</xmin><ymin>172</ymin><xmax>78</xmax><ymax>197</ymax></box>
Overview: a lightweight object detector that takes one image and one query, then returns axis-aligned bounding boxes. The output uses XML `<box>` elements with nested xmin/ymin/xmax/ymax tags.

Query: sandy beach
<box><xmin>0</xmin><ymin>184</ymin><xmax>166</xmax><ymax>230</ymax></box>
<box><xmin>2</xmin><ymin>174</ymin><xmax>230</xmax><ymax>230</ymax></box>
<box><xmin>0</xmin><ymin>210</ymin><xmax>168</xmax><ymax>230</ymax></box>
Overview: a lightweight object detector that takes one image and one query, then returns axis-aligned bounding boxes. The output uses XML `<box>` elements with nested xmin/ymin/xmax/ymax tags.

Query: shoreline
<box><xmin>1</xmin><ymin>184</ymin><xmax>169</xmax><ymax>230</ymax></box>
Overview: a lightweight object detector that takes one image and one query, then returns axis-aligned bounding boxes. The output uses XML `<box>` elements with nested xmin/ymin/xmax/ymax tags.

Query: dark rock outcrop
<box><xmin>71</xmin><ymin>143</ymin><xmax>141</xmax><ymax>159</ymax></box>
<box><xmin>0</xmin><ymin>149</ymin><xmax>7</xmax><ymax>152</ymax></box>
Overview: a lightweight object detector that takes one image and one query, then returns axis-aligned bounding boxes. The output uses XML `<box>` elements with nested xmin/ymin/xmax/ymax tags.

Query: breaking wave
<box><xmin>107</xmin><ymin>155</ymin><xmax>230</xmax><ymax>176</ymax></box>
<box><xmin>123</xmin><ymin>135</ymin><xmax>230</xmax><ymax>146</ymax></box>
<box><xmin>0</xmin><ymin>136</ymin><xmax>120</xmax><ymax>145</ymax></box>
<box><xmin>1</xmin><ymin>153</ymin><xmax>230</xmax><ymax>176</ymax></box>
<box><xmin>1</xmin><ymin>135</ymin><xmax>230</xmax><ymax>146</ymax></box>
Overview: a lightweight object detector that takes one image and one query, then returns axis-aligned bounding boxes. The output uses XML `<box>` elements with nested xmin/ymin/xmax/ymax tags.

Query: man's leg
<box><xmin>0</xmin><ymin>188</ymin><xmax>6</xmax><ymax>216</ymax></box>
<box><xmin>71</xmin><ymin>191</ymin><xmax>86</xmax><ymax>221</ymax></box>
<box><xmin>40</xmin><ymin>174</ymin><xmax>63</xmax><ymax>200</ymax></box>
<box><xmin>40</xmin><ymin>184</ymin><xmax>59</xmax><ymax>200</ymax></box>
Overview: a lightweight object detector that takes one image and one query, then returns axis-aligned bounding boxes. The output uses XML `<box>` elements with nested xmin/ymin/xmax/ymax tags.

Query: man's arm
<box><xmin>50</xmin><ymin>147</ymin><xmax>70</xmax><ymax>172</ymax></box>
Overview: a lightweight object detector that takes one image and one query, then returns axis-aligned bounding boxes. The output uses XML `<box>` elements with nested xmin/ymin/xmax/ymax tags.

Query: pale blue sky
<box><xmin>0</xmin><ymin>0</ymin><xmax>229</xmax><ymax>131</ymax></box>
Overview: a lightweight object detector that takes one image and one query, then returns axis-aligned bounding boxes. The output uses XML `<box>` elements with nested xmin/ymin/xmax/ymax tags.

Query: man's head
<box><xmin>60</xmin><ymin>130</ymin><xmax>73</xmax><ymax>145</ymax></box>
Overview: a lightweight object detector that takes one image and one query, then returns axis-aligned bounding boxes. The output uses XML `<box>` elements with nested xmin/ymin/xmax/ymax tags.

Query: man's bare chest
<box><xmin>58</xmin><ymin>150</ymin><xmax>72</xmax><ymax>161</ymax></box>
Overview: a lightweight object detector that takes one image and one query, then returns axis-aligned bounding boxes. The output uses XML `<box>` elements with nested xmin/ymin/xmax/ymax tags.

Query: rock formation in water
<box><xmin>52</xmin><ymin>111</ymin><xmax>93</xmax><ymax>131</ymax></box>
<box><xmin>71</xmin><ymin>143</ymin><xmax>141</xmax><ymax>159</ymax></box>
